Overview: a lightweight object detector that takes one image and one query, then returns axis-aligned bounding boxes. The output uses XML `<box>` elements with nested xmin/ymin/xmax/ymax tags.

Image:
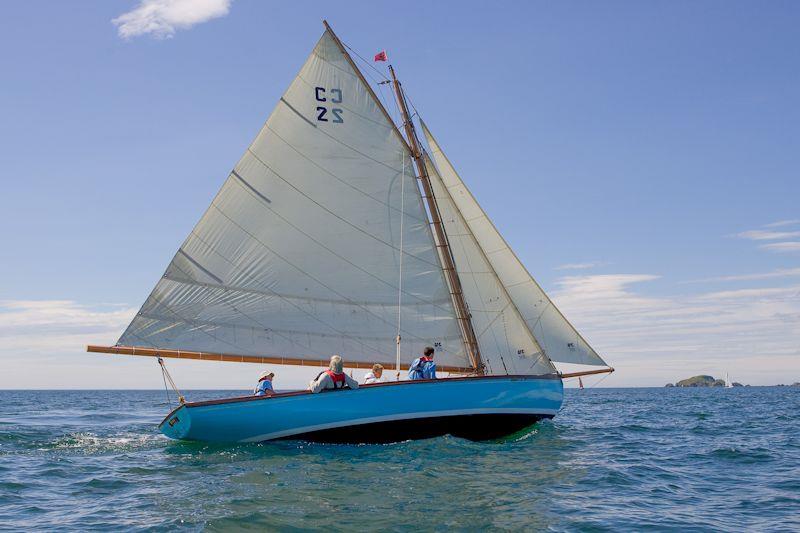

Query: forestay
<box><xmin>424</xmin><ymin>154</ymin><xmax>555</xmax><ymax>376</ymax></box>
<box><xmin>421</xmin><ymin>122</ymin><xmax>608</xmax><ymax>367</ymax></box>
<box><xmin>117</xmin><ymin>30</ymin><xmax>470</xmax><ymax>371</ymax></box>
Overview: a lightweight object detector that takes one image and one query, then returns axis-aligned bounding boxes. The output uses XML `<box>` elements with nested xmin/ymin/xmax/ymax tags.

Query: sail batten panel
<box><xmin>118</xmin><ymin>30</ymin><xmax>467</xmax><ymax>370</ymax></box>
<box><xmin>422</xmin><ymin>122</ymin><xmax>608</xmax><ymax>367</ymax></box>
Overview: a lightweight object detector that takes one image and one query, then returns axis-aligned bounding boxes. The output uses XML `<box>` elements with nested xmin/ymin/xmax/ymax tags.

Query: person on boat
<box><xmin>254</xmin><ymin>370</ymin><xmax>275</xmax><ymax>396</ymax></box>
<box><xmin>363</xmin><ymin>364</ymin><xmax>384</xmax><ymax>384</ymax></box>
<box><xmin>308</xmin><ymin>355</ymin><xmax>359</xmax><ymax>393</ymax></box>
<box><xmin>408</xmin><ymin>346</ymin><xmax>437</xmax><ymax>380</ymax></box>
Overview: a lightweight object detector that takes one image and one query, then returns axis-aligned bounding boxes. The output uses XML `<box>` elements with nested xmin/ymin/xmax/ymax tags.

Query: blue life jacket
<box><xmin>408</xmin><ymin>356</ymin><xmax>436</xmax><ymax>380</ymax></box>
<box><xmin>254</xmin><ymin>379</ymin><xmax>274</xmax><ymax>396</ymax></box>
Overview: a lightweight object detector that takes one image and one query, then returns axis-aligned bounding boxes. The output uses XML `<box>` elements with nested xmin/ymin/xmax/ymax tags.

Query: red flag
<box><xmin>374</xmin><ymin>50</ymin><xmax>388</xmax><ymax>62</ymax></box>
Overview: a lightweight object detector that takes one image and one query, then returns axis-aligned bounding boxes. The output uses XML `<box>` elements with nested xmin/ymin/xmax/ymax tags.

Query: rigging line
<box><xmin>229</xmin><ymin>159</ymin><xmax>454</xmax><ymax>313</ymax></box>
<box><xmin>205</xmin><ymin>201</ymin><xmax>454</xmax><ymax>347</ymax></box>
<box><xmin>340</xmin><ymin>40</ymin><xmax>390</xmax><ymax>82</ymax></box>
<box><xmin>586</xmin><ymin>371</ymin><xmax>612</xmax><ymax>389</ymax></box>
<box><xmin>396</xmin><ymin>151</ymin><xmax>405</xmax><ymax>379</ymax></box>
<box><xmin>159</xmin><ymin>358</ymin><xmax>171</xmax><ymax>405</ymax></box>
<box><xmin>158</xmin><ymin>357</ymin><xmax>185</xmax><ymax>404</ymax></box>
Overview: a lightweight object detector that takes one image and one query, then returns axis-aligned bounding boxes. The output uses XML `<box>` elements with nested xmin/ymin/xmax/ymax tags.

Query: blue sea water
<box><xmin>1</xmin><ymin>388</ymin><xmax>798</xmax><ymax>531</ymax></box>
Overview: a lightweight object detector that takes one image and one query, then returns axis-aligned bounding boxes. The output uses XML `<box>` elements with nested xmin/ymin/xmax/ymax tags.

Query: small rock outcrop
<box><xmin>667</xmin><ymin>375</ymin><xmax>746</xmax><ymax>387</ymax></box>
<box><xmin>674</xmin><ymin>375</ymin><xmax>722</xmax><ymax>387</ymax></box>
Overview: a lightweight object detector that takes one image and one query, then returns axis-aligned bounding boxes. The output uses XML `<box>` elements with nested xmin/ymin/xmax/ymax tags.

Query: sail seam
<box><xmin>243</xmin><ymin>148</ymin><xmax>445</xmax><ymax>272</ymax></box>
<box><xmin>174</xmin><ymin>233</ymin><xmax>425</xmax><ymax>353</ymax></box>
<box><xmin>268</xmin><ymin>107</ymin><xmax>405</xmax><ymax>175</ymax></box>
<box><xmin>263</xmin><ymin>125</ymin><xmax>427</xmax><ymax>224</ymax></box>
<box><xmin>206</xmin><ymin>200</ymin><xmax>463</xmax><ymax>346</ymax></box>
<box><xmin>294</xmin><ymin>69</ymin><xmax>391</xmax><ymax>131</ymax></box>
<box><xmin>163</xmin><ymin>272</ymin><xmax>452</xmax><ymax>307</ymax></box>
<box><xmin>135</xmin><ymin>311</ymin><xmax>464</xmax><ymax>344</ymax></box>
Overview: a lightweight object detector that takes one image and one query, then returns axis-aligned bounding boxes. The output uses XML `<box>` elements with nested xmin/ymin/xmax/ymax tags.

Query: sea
<box><xmin>1</xmin><ymin>387</ymin><xmax>798</xmax><ymax>531</ymax></box>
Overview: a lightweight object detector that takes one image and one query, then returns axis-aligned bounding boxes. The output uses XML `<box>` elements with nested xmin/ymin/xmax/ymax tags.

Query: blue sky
<box><xmin>1</xmin><ymin>1</ymin><xmax>798</xmax><ymax>389</ymax></box>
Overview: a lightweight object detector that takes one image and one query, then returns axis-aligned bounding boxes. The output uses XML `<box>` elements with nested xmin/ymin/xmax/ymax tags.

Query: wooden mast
<box><xmin>387</xmin><ymin>65</ymin><xmax>484</xmax><ymax>374</ymax></box>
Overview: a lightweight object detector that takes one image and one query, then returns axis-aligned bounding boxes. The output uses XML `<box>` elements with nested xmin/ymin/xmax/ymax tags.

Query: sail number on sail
<box><xmin>315</xmin><ymin>87</ymin><xmax>344</xmax><ymax>123</ymax></box>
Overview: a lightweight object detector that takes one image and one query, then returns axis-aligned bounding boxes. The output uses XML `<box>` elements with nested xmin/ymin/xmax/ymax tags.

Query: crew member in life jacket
<box><xmin>308</xmin><ymin>355</ymin><xmax>360</xmax><ymax>393</ymax></box>
<box><xmin>408</xmin><ymin>346</ymin><xmax>437</xmax><ymax>380</ymax></box>
<box><xmin>253</xmin><ymin>370</ymin><xmax>275</xmax><ymax>396</ymax></box>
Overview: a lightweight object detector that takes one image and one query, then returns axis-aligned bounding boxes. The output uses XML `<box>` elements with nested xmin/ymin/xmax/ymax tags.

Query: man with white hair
<box><xmin>308</xmin><ymin>355</ymin><xmax>359</xmax><ymax>393</ymax></box>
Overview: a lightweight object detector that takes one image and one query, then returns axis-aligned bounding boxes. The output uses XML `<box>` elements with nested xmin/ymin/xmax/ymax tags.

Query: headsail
<box><xmin>421</xmin><ymin>122</ymin><xmax>608</xmax><ymax>367</ymax></box>
<box><xmin>423</xmin><ymin>153</ymin><xmax>555</xmax><ymax>376</ymax></box>
<box><xmin>115</xmin><ymin>29</ymin><xmax>470</xmax><ymax>371</ymax></box>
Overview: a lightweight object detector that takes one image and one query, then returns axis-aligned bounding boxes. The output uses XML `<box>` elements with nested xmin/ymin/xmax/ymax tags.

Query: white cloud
<box><xmin>687</xmin><ymin>267</ymin><xmax>800</xmax><ymax>283</ymax></box>
<box><xmin>764</xmin><ymin>219</ymin><xmax>800</xmax><ymax>228</ymax></box>
<box><xmin>555</xmin><ymin>261</ymin><xmax>607</xmax><ymax>271</ymax></box>
<box><xmin>760</xmin><ymin>242</ymin><xmax>800</xmax><ymax>253</ymax></box>
<box><xmin>0</xmin><ymin>300</ymin><xmax>374</xmax><ymax>390</ymax></box>
<box><xmin>112</xmin><ymin>0</ymin><xmax>232</xmax><ymax>39</ymax></box>
<box><xmin>0</xmin><ymin>300</ymin><xmax>136</xmax><ymax>354</ymax></box>
<box><xmin>736</xmin><ymin>230</ymin><xmax>800</xmax><ymax>241</ymax></box>
<box><xmin>551</xmin><ymin>274</ymin><xmax>800</xmax><ymax>386</ymax></box>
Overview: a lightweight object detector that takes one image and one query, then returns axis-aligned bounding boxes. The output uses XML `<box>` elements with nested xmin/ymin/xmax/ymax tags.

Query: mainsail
<box><xmin>115</xmin><ymin>29</ymin><xmax>471</xmax><ymax>371</ymax></box>
<box><xmin>421</xmin><ymin>122</ymin><xmax>608</xmax><ymax>367</ymax></box>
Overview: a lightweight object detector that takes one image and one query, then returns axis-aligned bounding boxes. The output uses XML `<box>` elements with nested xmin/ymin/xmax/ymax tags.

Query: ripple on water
<box><xmin>0</xmin><ymin>388</ymin><xmax>798</xmax><ymax>531</ymax></box>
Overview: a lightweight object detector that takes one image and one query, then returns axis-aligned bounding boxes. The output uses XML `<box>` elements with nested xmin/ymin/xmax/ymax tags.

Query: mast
<box><xmin>388</xmin><ymin>65</ymin><xmax>483</xmax><ymax>374</ymax></box>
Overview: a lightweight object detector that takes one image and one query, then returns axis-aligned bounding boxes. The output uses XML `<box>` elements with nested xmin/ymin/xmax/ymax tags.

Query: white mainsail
<box><xmin>421</xmin><ymin>121</ymin><xmax>608</xmax><ymax>367</ymax></box>
<box><xmin>117</xmin><ymin>30</ymin><xmax>470</xmax><ymax>371</ymax></box>
<box><xmin>424</xmin><ymin>154</ymin><xmax>555</xmax><ymax>376</ymax></box>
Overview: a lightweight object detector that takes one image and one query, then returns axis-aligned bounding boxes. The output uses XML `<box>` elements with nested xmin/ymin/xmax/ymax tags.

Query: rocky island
<box><xmin>665</xmin><ymin>375</ymin><xmax>744</xmax><ymax>387</ymax></box>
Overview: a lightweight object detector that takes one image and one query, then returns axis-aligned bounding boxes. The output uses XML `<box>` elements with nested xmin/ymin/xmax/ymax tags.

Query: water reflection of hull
<box><xmin>159</xmin><ymin>375</ymin><xmax>563</xmax><ymax>444</ymax></box>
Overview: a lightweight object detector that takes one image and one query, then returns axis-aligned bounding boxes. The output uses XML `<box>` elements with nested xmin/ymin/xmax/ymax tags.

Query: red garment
<box><xmin>324</xmin><ymin>369</ymin><xmax>347</xmax><ymax>388</ymax></box>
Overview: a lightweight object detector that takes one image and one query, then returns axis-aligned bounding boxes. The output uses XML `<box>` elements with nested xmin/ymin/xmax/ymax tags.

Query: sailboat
<box><xmin>578</xmin><ymin>377</ymin><xmax>584</xmax><ymax>390</ymax></box>
<box><xmin>725</xmin><ymin>372</ymin><xmax>733</xmax><ymax>388</ymax></box>
<box><xmin>87</xmin><ymin>22</ymin><xmax>613</xmax><ymax>443</ymax></box>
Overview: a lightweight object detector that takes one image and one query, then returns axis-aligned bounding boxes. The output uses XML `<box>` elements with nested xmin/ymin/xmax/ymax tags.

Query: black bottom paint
<box><xmin>278</xmin><ymin>414</ymin><xmax>552</xmax><ymax>444</ymax></box>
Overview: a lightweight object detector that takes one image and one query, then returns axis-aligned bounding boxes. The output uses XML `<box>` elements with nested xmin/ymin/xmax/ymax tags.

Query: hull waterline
<box><xmin>159</xmin><ymin>375</ymin><xmax>563</xmax><ymax>444</ymax></box>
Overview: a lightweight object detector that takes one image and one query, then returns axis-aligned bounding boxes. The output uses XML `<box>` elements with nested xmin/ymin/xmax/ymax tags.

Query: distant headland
<box><xmin>665</xmin><ymin>375</ymin><xmax>743</xmax><ymax>387</ymax></box>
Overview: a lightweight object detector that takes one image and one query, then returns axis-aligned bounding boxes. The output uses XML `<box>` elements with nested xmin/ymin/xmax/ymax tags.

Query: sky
<box><xmin>1</xmin><ymin>0</ymin><xmax>798</xmax><ymax>389</ymax></box>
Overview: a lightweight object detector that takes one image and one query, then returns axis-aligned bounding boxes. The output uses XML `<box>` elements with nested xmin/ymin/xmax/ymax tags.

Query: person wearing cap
<box><xmin>408</xmin><ymin>346</ymin><xmax>437</xmax><ymax>380</ymax></box>
<box><xmin>309</xmin><ymin>355</ymin><xmax>359</xmax><ymax>393</ymax></box>
<box><xmin>363</xmin><ymin>363</ymin><xmax>384</xmax><ymax>384</ymax></box>
<box><xmin>254</xmin><ymin>370</ymin><xmax>275</xmax><ymax>396</ymax></box>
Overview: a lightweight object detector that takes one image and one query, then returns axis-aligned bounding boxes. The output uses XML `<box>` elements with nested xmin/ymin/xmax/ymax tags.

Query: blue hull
<box><xmin>159</xmin><ymin>375</ymin><xmax>563</xmax><ymax>443</ymax></box>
